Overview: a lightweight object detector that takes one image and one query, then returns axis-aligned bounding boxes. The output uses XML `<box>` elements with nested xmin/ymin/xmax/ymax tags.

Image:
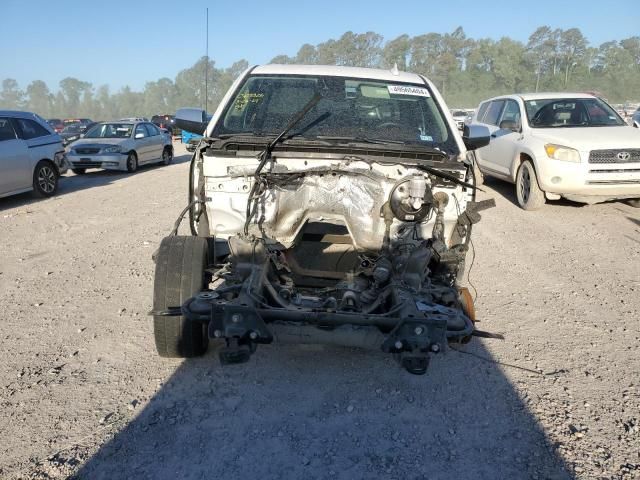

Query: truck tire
<box><xmin>515</xmin><ymin>160</ymin><xmax>545</xmax><ymax>210</ymax></box>
<box><xmin>153</xmin><ymin>235</ymin><xmax>209</xmax><ymax>357</ymax></box>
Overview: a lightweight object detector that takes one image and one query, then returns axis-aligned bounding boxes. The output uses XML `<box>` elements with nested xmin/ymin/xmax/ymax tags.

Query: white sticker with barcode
<box><xmin>387</xmin><ymin>85</ymin><xmax>431</xmax><ymax>97</ymax></box>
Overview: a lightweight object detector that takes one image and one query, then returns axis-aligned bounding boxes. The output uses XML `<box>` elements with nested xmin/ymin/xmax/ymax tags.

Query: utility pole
<box><xmin>204</xmin><ymin>7</ymin><xmax>209</xmax><ymax>113</ymax></box>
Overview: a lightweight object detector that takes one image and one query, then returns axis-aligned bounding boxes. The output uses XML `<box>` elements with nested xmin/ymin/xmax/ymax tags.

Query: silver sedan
<box><xmin>67</xmin><ymin>121</ymin><xmax>173</xmax><ymax>173</ymax></box>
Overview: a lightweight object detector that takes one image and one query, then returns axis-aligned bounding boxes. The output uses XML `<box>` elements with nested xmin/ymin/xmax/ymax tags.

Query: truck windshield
<box><xmin>214</xmin><ymin>74</ymin><xmax>456</xmax><ymax>152</ymax></box>
<box><xmin>526</xmin><ymin>98</ymin><xmax>626</xmax><ymax>128</ymax></box>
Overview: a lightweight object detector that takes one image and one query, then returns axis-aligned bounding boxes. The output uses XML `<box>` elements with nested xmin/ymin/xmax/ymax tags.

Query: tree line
<box><xmin>1</xmin><ymin>26</ymin><xmax>638</xmax><ymax>120</ymax></box>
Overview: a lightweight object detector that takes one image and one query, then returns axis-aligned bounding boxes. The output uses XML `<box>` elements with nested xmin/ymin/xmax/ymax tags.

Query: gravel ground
<box><xmin>0</xmin><ymin>143</ymin><xmax>639</xmax><ymax>480</ymax></box>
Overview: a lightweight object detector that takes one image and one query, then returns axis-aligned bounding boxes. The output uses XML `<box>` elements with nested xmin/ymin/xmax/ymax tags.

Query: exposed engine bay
<box><xmin>153</xmin><ymin>65</ymin><xmax>494</xmax><ymax>374</ymax></box>
<box><xmin>179</xmin><ymin>144</ymin><xmax>494</xmax><ymax>374</ymax></box>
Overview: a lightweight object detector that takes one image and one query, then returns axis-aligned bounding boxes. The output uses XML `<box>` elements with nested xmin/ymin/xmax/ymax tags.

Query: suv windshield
<box><xmin>84</xmin><ymin>123</ymin><xmax>133</xmax><ymax>138</ymax></box>
<box><xmin>215</xmin><ymin>74</ymin><xmax>456</xmax><ymax>152</ymax></box>
<box><xmin>526</xmin><ymin>98</ymin><xmax>625</xmax><ymax>128</ymax></box>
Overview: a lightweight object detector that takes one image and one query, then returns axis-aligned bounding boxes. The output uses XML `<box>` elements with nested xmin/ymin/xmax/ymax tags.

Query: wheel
<box><xmin>126</xmin><ymin>152</ymin><xmax>138</xmax><ymax>173</ymax></box>
<box><xmin>153</xmin><ymin>235</ymin><xmax>209</xmax><ymax>357</ymax></box>
<box><xmin>162</xmin><ymin>147</ymin><xmax>173</xmax><ymax>165</ymax></box>
<box><xmin>32</xmin><ymin>161</ymin><xmax>58</xmax><ymax>197</ymax></box>
<box><xmin>515</xmin><ymin>160</ymin><xmax>545</xmax><ymax>210</ymax></box>
<box><xmin>626</xmin><ymin>198</ymin><xmax>640</xmax><ymax>208</ymax></box>
<box><xmin>72</xmin><ymin>168</ymin><xmax>86</xmax><ymax>175</ymax></box>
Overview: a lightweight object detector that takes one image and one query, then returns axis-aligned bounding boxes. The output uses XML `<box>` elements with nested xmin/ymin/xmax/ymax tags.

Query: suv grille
<box><xmin>75</xmin><ymin>147</ymin><xmax>101</xmax><ymax>155</ymax></box>
<box><xmin>588</xmin><ymin>149</ymin><xmax>640</xmax><ymax>164</ymax></box>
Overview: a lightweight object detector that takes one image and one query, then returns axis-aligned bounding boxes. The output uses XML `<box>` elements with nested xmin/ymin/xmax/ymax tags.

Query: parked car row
<box><xmin>469</xmin><ymin>92</ymin><xmax>640</xmax><ymax>210</ymax></box>
<box><xmin>4</xmin><ymin>90</ymin><xmax>639</xmax><ymax>212</ymax></box>
<box><xmin>1</xmin><ymin>110</ymin><xmax>175</xmax><ymax>199</ymax></box>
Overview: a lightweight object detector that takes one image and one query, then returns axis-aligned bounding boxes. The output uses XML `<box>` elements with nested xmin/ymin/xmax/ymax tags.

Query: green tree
<box><xmin>382</xmin><ymin>34</ymin><xmax>411</xmax><ymax>70</ymax></box>
<box><xmin>25</xmin><ymin>80</ymin><xmax>53</xmax><ymax>117</ymax></box>
<box><xmin>59</xmin><ymin>77</ymin><xmax>92</xmax><ymax>116</ymax></box>
<box><xmin>559</xmin><ymin>28</ymin><xmax>587</xmax><ymax>86</ymax></box>
<box><xmin>0</xmin><ymin>79</ymin><xmax>24</xmax><ymax>109</ymax></box>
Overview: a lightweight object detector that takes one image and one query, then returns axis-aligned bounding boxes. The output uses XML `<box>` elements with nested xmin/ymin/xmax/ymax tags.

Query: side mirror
<box><xmin>175</xmin><ymin>108</ymin><xmax>208</xmax><ymax>135</ymax></box>
<box><xmin>135</xmin><ymin>133</ymin><xmax>145</xmax><ymax>139</ymax></box>
<box><xmin>462</xmin><ymin>124</ymin><xmax>490</xmax><ymax>150</ymax></box>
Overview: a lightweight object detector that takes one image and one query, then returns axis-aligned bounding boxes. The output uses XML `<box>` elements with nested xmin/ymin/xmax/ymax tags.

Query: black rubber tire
<box><xmin>126</xmin><ymin>152</ymin><xmax>138</xmax><ymax>173</ymax></box>
<box><xmin>162</xmin><ymin>146</ymin><xmax>173</xmax><ymax>165</ymax></box>
<box><xmin>515</xmin><ymin>160</ymin><xmax>546</xmax><ymax>210</ymax></box>
<box><xmin>153</xmin><ymin>236</ymin><xmax>209</xmax><ymax>358</ymax></box>
<box><xmin>72</xmin><ymin>168</ymin><xmax>86</xmax><ymax>175</ymax></box>
<box><xmin>32</xmin><ymin>161</ymin><xmax>59</xmax><ymax>197</ymax></box>
<box><xmin>626</xmin><ymin>198</ymin><xmax>640</xmax><ymax>208</ymax></box>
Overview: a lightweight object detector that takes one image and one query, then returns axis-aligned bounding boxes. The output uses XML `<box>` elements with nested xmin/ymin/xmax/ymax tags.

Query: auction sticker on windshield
<box><xmin>387</xmin><ymin>85</ymin><xmax>430</xmax><ymax>97</ymax></box>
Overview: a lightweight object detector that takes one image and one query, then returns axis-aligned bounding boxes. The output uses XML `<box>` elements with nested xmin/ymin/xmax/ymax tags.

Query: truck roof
<box><xmin>252</xmin><ymin>64</ymin><xmax>426</xmax><ymax>84</ymax></box>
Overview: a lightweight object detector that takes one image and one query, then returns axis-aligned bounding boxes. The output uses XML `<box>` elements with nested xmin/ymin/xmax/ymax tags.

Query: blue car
<box><xmin>181</xmin><ymin>129</ymin><xmax>202</xmax><ymax>152</ymax></box>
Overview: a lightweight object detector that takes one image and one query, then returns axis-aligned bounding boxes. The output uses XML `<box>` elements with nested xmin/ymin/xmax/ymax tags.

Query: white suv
<box><xmin>470</xmin><ymin>93</ymin><xmax>640</xmax><ymax>210</ymax></box>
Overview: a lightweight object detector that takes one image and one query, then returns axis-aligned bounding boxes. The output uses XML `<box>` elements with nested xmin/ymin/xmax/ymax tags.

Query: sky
<box><xmin>1</xmin><ymin>0</ymin><xmax>638</xmax><ymax>92</ymax></box>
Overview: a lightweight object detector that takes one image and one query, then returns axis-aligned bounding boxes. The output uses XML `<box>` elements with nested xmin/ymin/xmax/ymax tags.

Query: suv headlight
<box><xmin>544</xmin><ymin>144</ymin><xmax>581</xmax><ymax>163</ymax></box>
<box><xmin>103</xmin><ymin>145</ymin><xmax>122</xmax><ymax>154</ymax></box>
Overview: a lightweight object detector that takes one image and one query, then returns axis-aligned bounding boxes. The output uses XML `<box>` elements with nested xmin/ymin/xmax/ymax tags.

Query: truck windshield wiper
<box><xmin>416</xmin><ymin>164</ymin><xmax>479</xmax><ymax>191</ymax></box>
<box><xmin>316</xmin><ymin>135</ymin><xmax>406</xmax><ymax>145</ymax></box>
<box><xmin>217</xmin><ymin>132</ymin><xmax>268</xmax><ymax>139</ymax></box>
<box><xmin>244</xmin><ymin>93</ymin><xmax>323</xmax><ymax>235</ymax></box>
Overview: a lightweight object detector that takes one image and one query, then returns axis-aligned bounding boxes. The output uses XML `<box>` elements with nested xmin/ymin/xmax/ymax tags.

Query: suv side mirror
<box><xmin>175</xmin><ymin>108</ymin><xmax>208</xmax><ymax>135</ymax></box>
<box><xmin>462</xmin><ymin>124</ymin><xmax>490</xmax><ymax>150</ymax></box>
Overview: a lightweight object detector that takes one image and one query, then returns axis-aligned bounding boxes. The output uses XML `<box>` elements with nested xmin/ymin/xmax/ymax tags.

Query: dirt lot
<box><xmin>1</xmin><ymin>143</ymin><xmax>639</xmax><ymax>480</ymax></box>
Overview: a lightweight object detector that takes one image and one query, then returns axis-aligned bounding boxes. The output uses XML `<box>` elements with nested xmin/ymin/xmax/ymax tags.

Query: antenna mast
<box><xmin>205</xmin><ymin>7</ymin><xmax>209</xmax><ymax>113</ymax></box>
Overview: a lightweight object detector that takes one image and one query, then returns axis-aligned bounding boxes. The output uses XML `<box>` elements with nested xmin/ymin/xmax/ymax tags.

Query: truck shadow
<box><xmin>70</xmin><ymin>340</ymin><xmax>574</xmax><ymax>480</ymax></box>
<box><xmin>0</xmin><ymin>151</ymin><xmax>191</xmax><ymax>213</ymax></box>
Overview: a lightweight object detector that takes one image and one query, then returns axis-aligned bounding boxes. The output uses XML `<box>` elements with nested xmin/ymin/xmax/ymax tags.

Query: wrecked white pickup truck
<box><xmin>152</xmin><ymin>65</ymin><xmax>494</xmax><ymax>374</ymax></box>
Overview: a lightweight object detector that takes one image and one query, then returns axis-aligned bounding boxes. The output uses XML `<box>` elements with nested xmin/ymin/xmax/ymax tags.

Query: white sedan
<box><xmin>470</xmin><ymin>93</ymin><xmax>640</xmax><ymax>209</ymax></box>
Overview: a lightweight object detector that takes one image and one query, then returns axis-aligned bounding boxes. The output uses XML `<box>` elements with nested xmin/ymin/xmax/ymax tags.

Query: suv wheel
<box><xmin>153</xmin><ymin>236</ymin><xmax>209</xmax><ymax>358</ymax></box>
<box><xmin>515</xmin><ymin>160</ymin><xmax>545</xmax><ymax>210</ymax></box>
<box><xmin>33</xmin><ymin>161</ymin><xmax>58</xmax><ymax>197</ymax></box>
